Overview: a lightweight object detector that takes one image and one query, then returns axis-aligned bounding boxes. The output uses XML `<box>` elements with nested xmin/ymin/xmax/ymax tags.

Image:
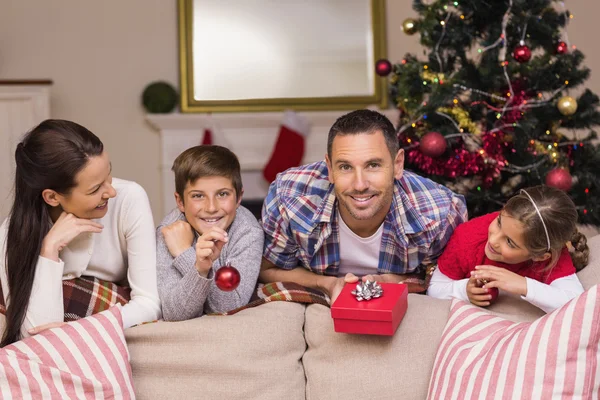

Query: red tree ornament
<box><xmin>420</xmin><ymin>132</ymin><xmax>447</xmax><ymax>157</ymax></box>
<box><xmin>545</xmin><ymin>168</ymin><xmax>573</xmax><ymax>191</ymax></box>
<box><xmin>375</xmin><ymin>59</ymin><xmax>392</xmax><ymax>77</ymax></box>
<box><xmin>555</xmin><ymin>41</ymin><xmax>568</xmax><ymax>55</ymax></box>
<box><xmin>215</xmin><ymin>265</ymin><xmax>241</xmax><ymax>291</ymax></box>
<box><xmin>513</xmin><ymin>43</ymin><xmax>532</xmax><ymax>63</ymax></box>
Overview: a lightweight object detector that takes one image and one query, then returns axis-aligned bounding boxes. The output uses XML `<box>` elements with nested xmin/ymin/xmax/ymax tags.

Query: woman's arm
<box><xmin>0</xmin><ymin>220</ymin><xmax>64</xmax><ymax>338</ymax></box>
<box><xmin>120</xmin><ymin>183</ymin><xmax>162</xmax><ymax>328</ymax></box>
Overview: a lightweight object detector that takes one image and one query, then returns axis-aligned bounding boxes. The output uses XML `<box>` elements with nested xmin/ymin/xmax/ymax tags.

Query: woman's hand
<box><xmin>28</xmin><ymin>321</ymin><xmax>67</xmax><ymax>335</ymax></box>
<box><xmin>194</xmin><ymin>227</ymin><xmax>229</xmax><ymax>277</ymax></box>
<box><xmin>41</xmin><ymin>212</ymin><xmax>103</xmax><ymax>261</ymax></box>
<box><xmin>472</xmin><ymin>265</ymin><xmax>528</xmax><ymax>297</ymax></box>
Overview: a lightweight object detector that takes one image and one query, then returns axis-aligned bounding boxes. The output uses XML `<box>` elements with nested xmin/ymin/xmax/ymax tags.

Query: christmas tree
<box><xmin>383</xmin><ymin>0</ymin><xmax>600</xmax><ymax>225</ymax></box>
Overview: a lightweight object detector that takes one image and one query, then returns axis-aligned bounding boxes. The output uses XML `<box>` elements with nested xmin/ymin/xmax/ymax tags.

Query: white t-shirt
<box><xmin>0</xmin><ymin>178</ymin><xmax>161</xmax><ymax>338</ymax></box>
<box><xmin>337</xmin><ymin>213</ymin><xmax>383</xmax><ymax>277</ymax></box>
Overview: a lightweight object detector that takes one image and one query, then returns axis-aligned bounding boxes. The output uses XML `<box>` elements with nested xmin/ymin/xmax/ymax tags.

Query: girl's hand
<box><xmin>194</xmin><ymin>227</ymin><xmax>229</xmax><ymax>277</ymax></box>
<box><xmin>41</xmin><ymin>212</ymin><xmax>104</xmax><ymax>261</ymax></box>
<box><xmin>472</xmin><ymin>265</ymin><xmax>528</xmax><ymax>297</ymax></box>
<box><xmin>466</xmin><ymin>275</ymin><xmax>494</xmax><ymax>307</ymax></box>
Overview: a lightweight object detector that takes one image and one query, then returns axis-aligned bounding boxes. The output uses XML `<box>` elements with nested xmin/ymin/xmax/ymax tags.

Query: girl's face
<box><xmin>52</xmin><ymin>151</ymin><xmax>116</xmax><ymax>220</ymax></box>
<box><xmin>485</xmin><ymin>211</ymin><xmax>535</xmax><ymax>264</ymax></box>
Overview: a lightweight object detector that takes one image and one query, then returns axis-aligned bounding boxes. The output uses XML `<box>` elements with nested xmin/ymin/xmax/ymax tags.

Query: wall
<box><xmin>0</xmin><ymin>0</ymin><xmax>597</xmax><ymax>222</ymax></box>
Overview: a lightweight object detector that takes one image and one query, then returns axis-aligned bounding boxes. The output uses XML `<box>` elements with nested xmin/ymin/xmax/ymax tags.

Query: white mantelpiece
<box><xmin>0</xmin><ymin>82</ymin><xmax>51</xmax><ymax>219</ymax></box>
<box><xmin>147</xmin><ymin>109</ymin><xmax>399</xmax><ymax>216</ymax></box>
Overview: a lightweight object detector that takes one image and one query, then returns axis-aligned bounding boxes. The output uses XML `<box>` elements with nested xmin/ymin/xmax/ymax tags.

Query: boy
<box><xmin>156</xmin><ymin>145</ymin><xmax>263</xmax><ymax>321</ymax></box>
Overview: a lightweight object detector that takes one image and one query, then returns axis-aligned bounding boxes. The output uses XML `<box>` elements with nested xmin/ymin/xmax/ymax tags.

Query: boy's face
<box><xmin>175</xmin><ymin>176</ymin><xmax>242</xmax><ymax>235</ymax></box>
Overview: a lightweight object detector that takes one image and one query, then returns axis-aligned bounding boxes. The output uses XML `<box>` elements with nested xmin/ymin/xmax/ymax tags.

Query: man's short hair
<box><xmin>327</xmin><ymin>109</ymin><xmax>399</xmax><ymax>159</ymax></box>
<box><xmin>172</xmin><ymin>145</ymin><xmax>242</xmax><ymax>201</ymax></box>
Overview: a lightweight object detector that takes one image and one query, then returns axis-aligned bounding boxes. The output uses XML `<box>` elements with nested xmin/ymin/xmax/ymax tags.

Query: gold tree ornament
<box><xmin>402</xmin><ymin>18</ymin><xmax>418</xmax><ymax>35</ymax></box>
<box><xmin>557</xmin><ymin>96</ymin><xmax>578</xmax><ymax>116</ymax></box>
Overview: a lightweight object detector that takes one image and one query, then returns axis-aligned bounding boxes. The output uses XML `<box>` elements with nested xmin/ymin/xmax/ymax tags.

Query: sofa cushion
<box><xmin>0</xmin><ymin>305</ymin><xmax>134</xmax><ymax>399</ymax></box>
<box><xmin>427</xmin><ymin>285</ymin><xmax>600</xmax><ymax>399</ymax></box>
<box><xmin>126</xmin><ymin>302</ymin><xmax>307</xmax><ymax>400</ymax></box>
<box><xmin>303</xmin><ymin>294</ymin><xmax>451</xmax><ymax>400</ymax></box>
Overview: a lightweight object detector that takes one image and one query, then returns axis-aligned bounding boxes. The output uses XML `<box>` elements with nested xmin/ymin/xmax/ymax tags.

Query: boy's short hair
<box><xmin>172</xmin><ymin>145</ymin><xmax>243</xmax><ymax>201</ymax></box>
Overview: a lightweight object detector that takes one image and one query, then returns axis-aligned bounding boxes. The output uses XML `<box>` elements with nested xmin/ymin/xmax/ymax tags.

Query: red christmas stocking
<box><xmin>263</xmin><ymin>111</ymin><xmax>310</xmax><ymax>183</ymax></box>
<box><xmin>201</xmin><ymin>128</ymin><xmax>213</xmax><ymax>145</ymax></box>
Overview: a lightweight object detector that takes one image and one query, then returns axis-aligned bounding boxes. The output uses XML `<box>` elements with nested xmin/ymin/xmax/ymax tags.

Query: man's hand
<box><xmin>194</xmin><ymin>227</ymin><xmax>229</xmax><ymax>277</ymax></box>
<box><xmin>161</xmin><ymin>221</ymin><xmax>194</xmax><ymax>258</ymax></box>
<box><xmin>324</xmin><ymin>273</ymin><xmax>359</xmax><ymax>304</ymax></box>
<box><xmin>472</xmin><ymin>265</ymin><xmax>527</xmax><ymax>297</ymax></box>
<box><xmin>361</xmin><ymin>273</ymin><xmax>410</xmax><ymax>283</ymax></box>
<box><xmin>466</xmin><ymin>274</ymin><xmax>494</xmax><ymax>307</ymax></box>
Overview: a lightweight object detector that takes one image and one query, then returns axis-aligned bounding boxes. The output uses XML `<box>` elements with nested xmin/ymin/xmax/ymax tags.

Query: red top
<box><xmin>437</xmin><ymin>212</ymin><xmax>575</xmax><ymax>284</ymax></box>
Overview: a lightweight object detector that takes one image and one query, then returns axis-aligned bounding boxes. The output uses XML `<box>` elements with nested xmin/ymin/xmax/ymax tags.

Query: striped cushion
<box><xmin>0</xmin><ymin>305</ymin><xmax>135</xmax><ymax>399</ymax></box>
<box><xmin>428</xmin><ymin>285</ymin><xmax>600</xmax><ymax>400</ymax></box>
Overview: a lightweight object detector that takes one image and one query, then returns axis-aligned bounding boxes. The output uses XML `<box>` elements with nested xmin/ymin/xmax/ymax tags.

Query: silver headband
<box><xmin>519</xmin><ymin>189</ymin><xmax>551</xmax><ymax>251</ymax></box>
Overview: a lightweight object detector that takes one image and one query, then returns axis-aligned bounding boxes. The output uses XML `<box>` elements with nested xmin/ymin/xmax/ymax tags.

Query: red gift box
<box><xmin>330</xmin><ymin>282</ymin><xmax>408</xmax><ymax>336</ymax></box>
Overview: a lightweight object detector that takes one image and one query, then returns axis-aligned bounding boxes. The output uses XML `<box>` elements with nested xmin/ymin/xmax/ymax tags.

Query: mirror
<box><xmin>178</xmin><ymin>0</ymin><xmax>387</xmax><ymax>112</ymax></box>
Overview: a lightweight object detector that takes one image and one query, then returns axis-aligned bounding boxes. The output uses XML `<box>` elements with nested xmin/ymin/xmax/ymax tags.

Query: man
<box><xmin>259</xmin><ymin>109</ymin><xmax>467</xmax><ymax>303</ymax></box>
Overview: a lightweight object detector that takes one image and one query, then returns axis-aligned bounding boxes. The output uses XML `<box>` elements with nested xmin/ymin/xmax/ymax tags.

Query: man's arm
<box><xmin>259</xmin><ymin>257</ymin><xmax>356</xmax><ymax>304</ymax></box>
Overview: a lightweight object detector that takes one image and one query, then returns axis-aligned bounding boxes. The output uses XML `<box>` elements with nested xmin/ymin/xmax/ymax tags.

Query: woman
<box><xmin>0</xmin><ymin>119</ymin><xmax>161</xmax><ymax>346</ymax></box>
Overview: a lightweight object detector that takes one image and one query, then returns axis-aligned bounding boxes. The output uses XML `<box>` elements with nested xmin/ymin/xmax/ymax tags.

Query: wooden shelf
<box><xmin>0</xmin><ymin>80</ymin><xmax>53</xmax><ymax>85</ymax></box>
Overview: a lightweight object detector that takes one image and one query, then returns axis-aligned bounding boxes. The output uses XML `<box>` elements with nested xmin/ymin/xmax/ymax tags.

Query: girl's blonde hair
<box><xmin>504</xmin><ymin>185</ymin><xmax>589</xmax><ymax>271</ymax></box>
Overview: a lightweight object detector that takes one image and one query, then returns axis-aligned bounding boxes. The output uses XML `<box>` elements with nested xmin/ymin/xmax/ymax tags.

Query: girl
<box><xmin>427</xmin><ymin>185</ymin><xmax>589</xmax><ymax>313</ymax></box>
<box><xmin>0</xmin><ymin>119</ymin><xmax>161</xmax><ymax>346</ymax></box>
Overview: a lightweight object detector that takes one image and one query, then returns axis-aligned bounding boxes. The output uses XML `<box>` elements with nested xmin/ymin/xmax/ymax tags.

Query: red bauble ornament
<box><xmin>420</xmin><ymin>132</ymin><xmax>447</xmax><ymax>157</ymax></box>
<box><xmin>545</xmin><ymin>168</ymin><xmax>573</xmax><ymax>191</ymax></box>
<box><xmin>555</xmin><ymin>41</ymin><xmax>568</xmax><ymax>55</ymax></box>
<box><xmin>513</xmin><ymin>43</ymin><xmax>532</xmax><ymax>63</ymax></box>
<box><xmin>375</xmin><ymin>59</ymin><xmax>392</xmax><ymax>77</ymax></box>
<box><xmin>215</xmin><ymin>265</ymin><xmax>241</xmax><ymax>291</ymax></box>
<box><xmin>488</xmin><ymin>287</ymin><xmax>499</xmax><ymax>303</ymax></box>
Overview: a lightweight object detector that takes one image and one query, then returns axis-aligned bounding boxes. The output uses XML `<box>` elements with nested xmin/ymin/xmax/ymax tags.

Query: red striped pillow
<box><xmin>428</xmin><ymin>285</ymin><xmax>600</xmax><ymax>400</ymax></box>
<box><xmin>0</xmin><ymin>305</ymin><xmax>135</xmax><ymax>399</ymax></box>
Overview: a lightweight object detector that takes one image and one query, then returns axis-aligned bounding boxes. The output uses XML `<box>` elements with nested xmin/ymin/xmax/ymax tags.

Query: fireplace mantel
<box><xmin>147</xmin><ymin>109</ymin><xmax>399</xmax><ymax>216</ymax></box>
<box><xmin>0</xmin><ymin>82</ymin><xmax>51</xmax><ymax>219</ymax></box>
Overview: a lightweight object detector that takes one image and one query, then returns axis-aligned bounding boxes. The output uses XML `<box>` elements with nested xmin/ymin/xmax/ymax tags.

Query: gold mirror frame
<box><xmin>178</xmin><ymin>0</ymin><xmax>387</xmax><ymax>113</ymax></box>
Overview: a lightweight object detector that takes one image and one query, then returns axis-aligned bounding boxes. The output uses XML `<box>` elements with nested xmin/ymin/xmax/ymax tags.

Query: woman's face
<box><xmin>53</xmin><ymin>151</ymin><xmax>116</xmax><ymax>219</ymax></box>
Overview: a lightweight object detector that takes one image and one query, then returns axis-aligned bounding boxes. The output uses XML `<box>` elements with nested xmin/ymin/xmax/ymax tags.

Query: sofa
<box><xmin>125</xmin><ymin>234</ymin><xmax>600</xmax><ymax>400</ymax></box>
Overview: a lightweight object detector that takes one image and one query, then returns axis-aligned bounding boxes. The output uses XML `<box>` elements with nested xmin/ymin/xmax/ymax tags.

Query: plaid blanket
<box><xmin>0</xmin><ymin>276</ymin><xmax>130</xmax><ymax>322</ymax></box>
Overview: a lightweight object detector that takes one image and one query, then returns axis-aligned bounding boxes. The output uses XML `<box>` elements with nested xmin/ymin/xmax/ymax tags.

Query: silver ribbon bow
<box><xmin>351</xmin><ymin>280</ymin><xmax>383</xmax><ymax>301</ymax></box>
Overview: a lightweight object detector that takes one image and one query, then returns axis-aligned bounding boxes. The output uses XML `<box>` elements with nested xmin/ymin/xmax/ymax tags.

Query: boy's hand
<box><xmin>472</xmin><ymin>265</ymin><xmax>527</xmax><ymax>297</ymax></box>
<box><xmin>161</xmin><ymin>221</ymin><xmax>194</xmax><ymax>258</ymax></box>
<box><xmin>466</xmin><ymin>274</ymin><xmax>493</xmax><ymax>307</ymax></box>
<box><xmin>194</xmin><ymin>227</ymin><xmax>229</xmax><ymax>277</ymax></box>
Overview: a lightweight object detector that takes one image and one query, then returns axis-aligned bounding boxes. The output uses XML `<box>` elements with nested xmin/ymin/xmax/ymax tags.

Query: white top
<box><xmin>337</xmin><ymin>214</ymin><xmax>382</xmax><ymax>277</ymax></box>
<box><xmin>0</xmin><ymin>178</ymin><xmax>161</xmax><ymax>338</ymax></box>
<box><xmin>427</xmin><ymin>267</ymin><xmax>584</xmax><ymax>313</ymax></box>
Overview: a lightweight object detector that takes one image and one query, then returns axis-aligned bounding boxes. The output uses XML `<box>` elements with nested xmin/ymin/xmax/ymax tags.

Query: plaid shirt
<box><xmin>261</xmin><ymin>161</ymin><xmax>467</xmax><ymax>276</ymax></box>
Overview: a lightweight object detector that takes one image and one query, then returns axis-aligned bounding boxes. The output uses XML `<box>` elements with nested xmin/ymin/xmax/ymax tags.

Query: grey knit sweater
<box><xmin>156</xmin><ymin>206</ymin><xmax>264</xmax><ymax>321</ymax></box>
